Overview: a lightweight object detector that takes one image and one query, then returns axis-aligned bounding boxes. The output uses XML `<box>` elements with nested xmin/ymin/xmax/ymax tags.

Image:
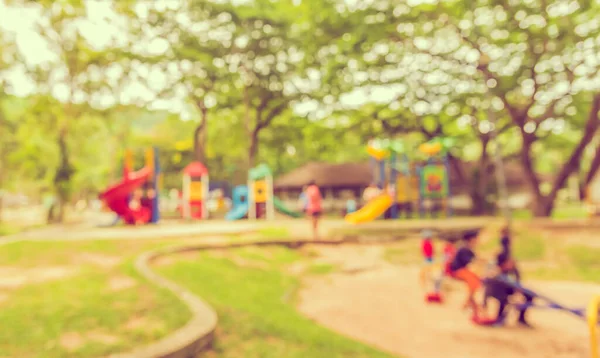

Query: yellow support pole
<box><xmin>587</xmin><ymin>295</ymin><xmax>600</xmax><ymax>358</ymax></box>
<box><xmin>124</xmin><ymin>149</ymin><xmax>133</xmax><ymax>172</ymax></box>
<box><xmin>587</xmin><ymin>185</ymin><xmax>595</xmax><ymax>218</ymax></box>
<box><xmin>145</xmin><ymin>147</ymin><xmax>154</xmax><ymax>179</ymax></box>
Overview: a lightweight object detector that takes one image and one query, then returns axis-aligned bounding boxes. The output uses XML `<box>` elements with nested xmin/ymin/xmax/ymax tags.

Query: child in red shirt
<box><xmin>420</xmin><ymin>229</ymin><xmax>435</xmax><ymax>287</ymax></box>
<box><xmin>305</xmin><ymin>180</ymin><xmax>322</xmax><ymax>240</ymax></box>
<box><xmin>443</xmin><ymin>240</ymin><xmax>457</xmax><ymax>275</ymax></box>
<box><xmin>421</xmin><ymin>229</ymin><xmax>434</xmax><ymax>263</ymax></box>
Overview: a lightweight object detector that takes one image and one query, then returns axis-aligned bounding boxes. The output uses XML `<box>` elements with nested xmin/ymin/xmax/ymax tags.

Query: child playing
<box><xmin>433</xmin><ymin>239</ymin><xmax>457</xmax><ymax>293</ymax></box>
<box><xmin>305</xmin><ymin>180</ymin><xmax>322</xmax><ymax>240</ymax></box>
<box><xmin>443</xmin><ymin>240</ymin><xmax>456</xmax><ymax>261</ymax></box>
<box><xmin>449</xmin><ymin>230</ymin><xmax>483</xmax><ymax>320</ymax></box>
<box><xmin>362</xmin><ymin>182</ymin><xmax>381</xmax><ymax>204</ymax></box>
<box><xmin>420</xmin><ymin>229</ymin><xmax>435</xmax><ymax>287</ymax></box>
<box><xmin>442</xmin><ymin>239</ymin><xmax>457</xmax><ymax>275</ymax></box>
<box><xmin>141</xmin><ymin>188</ymin><xmax>156</xmax><ymax>207</ymax></box>
<box><xmin>128</xmin><ymin>188</ymin><xmax>146</xmax><ymax>225</ymax></box>
<box><xmin>345</xmin><ymin>197</ymin><xmax>357</xmax><ymax>215</ymax></box>
<box><xmin>483</xmin><ymin>228</ymin><xmax>533</xmax><ymax>327</ymax></box>
<box><xmin>421</xmin><ymin>229</ymin><xmax>435</xmax><ymax>263</ymax></box>
<box><xmin>129</xmin><ymin>188</ymin><xmax>143</xmax><ymax>211</ymax></box>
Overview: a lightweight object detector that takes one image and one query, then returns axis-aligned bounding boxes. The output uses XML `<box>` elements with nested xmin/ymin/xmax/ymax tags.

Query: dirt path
<box><xmin>297</xmin><ymin>245</ymin><xmax>593</xmax><ymax>358</ymax></box>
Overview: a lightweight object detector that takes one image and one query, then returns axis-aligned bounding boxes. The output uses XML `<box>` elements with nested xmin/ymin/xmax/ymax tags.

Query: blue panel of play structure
<box><xmin>226</xmin><ymin>185</ymin><xmax>249</xmax><ymax>220</ymax></box>
<box><xmin>225</xmin><ymin>203</ymin><xmax>248</xmax><ymax>220</ymax></box>
<box><xmin>231</xmin><ymin>185</ymin><xmax>248</xmax><ymax>206</ymax></box>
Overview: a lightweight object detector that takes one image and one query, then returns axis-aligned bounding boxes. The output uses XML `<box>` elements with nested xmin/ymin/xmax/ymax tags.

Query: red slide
<box><xmin>99</xmin><ymin>167</ymin><xmax>152</xmax><ymax>225</ymax></box>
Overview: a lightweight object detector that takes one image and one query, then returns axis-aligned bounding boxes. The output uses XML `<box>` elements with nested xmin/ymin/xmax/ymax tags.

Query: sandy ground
<box><xmin>297</xmin><ymin>245</ymin><xmax>594</xmax><ymax>358</ymax></box>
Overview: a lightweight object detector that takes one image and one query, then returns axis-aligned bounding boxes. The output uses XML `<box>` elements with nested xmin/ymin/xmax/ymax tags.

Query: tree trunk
<box><xmin>519</xmin><ymin>94</ymin><xmax>600</xmax><ymax>216</ymax></box>
<box><xmin>0</xmin><ymin>173</ymin><xmax>3</xmax><ymax>223</ymax></box>
<box><xmin>581</xmin><ymin>144</ymin><xmax>600</xmax><ymax>199</ymax></box>
<box><xmin>193</xmin><ymin>100</ymin><xmax>208</xmax><ymax>163</ymax></box>
<box><xmin>531</xmin><ymin>197</ymin><xmax>555</xmax><ymax>217</ymax></box>
<box><xmin>447</xmin><ymin>150</ymin><xmax>492</xmax><ymax>216</ymax></box>
<box><xmin>469</xmin><ymin>188</ymin><xmax>487</xmax><ymax>216</ymax></box>
<box><xmin>52</xmin><ymin>127</ymin><xmax>74</xmax><ymax>224</ymax></box>
<box><xmin>543</xmin><ymin>94</ymin><xmax>600</xmax><ymax>210</ymax></box>
<box><xmin>248</xmin><ymin>129</ymin><xmax>259</xmax><ymax>169</ymax></box>
<box><xmin>193</xmin><ymin>120</ymin><xmax>207</xmax><ymax>163</ymax></box>
<box><xmin>518</xmin><ymin>128</ymin><xmax>553</xmax><ymax>217</ymax></box>
<box><xmin>470</xmin><ymin>139</ymin><xmax>491</xmax><ymax>216</ymax></box>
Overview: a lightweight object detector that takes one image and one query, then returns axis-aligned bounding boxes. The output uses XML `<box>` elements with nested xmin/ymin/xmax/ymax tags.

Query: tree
<box><xmin>294</xmin><ymin>1</ymin><xmax>521</xmax><ymax>214</ymax></box>
<box><xmin>119</xmin><ymin>1</ymin><xmax>239</xmax><ymax>163</ymax></box>
<box><xmin>9</xmin><ymin>0</ymin><xmax>127</xmax><ymax>222</ymax></box>
<box><xmin>0</xmin><ymin>33</ymin><xmax>19</xmax><ymax>222</ymax></box>
<box><xmin>130</xmin><ymin>0</ymin><xmax>317</xmax><ymax>168</ymax></box>
<box><xmin>389</xmin><ymin>0</ymin><xmax>600</xmax><ymax>216</ymax></box>
<box><xmin>582</xmin><ymin>144</ymin><xmax>600</xmax><ymax>198</ymax></box>
<box><xmin>203</xmin><ymin>0</ymin><xmax>316</xmax><ymax>168</ymax></box>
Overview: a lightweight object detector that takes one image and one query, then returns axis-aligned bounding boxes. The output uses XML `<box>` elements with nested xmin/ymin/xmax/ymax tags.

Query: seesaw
<box><xmin>485</xmin><ymin>275</ymin><xmax>600</xmax><ymax>358</ymax></box>
<box><xmin>487</xmin><ymin>275</ymin><xmax>586</xmax><ymax>319</ymax></box>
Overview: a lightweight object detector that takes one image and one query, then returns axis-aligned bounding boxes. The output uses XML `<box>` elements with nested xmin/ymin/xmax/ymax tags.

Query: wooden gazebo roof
<box><xmin>275</xmin><ymin>162</ymin><xmax>372</xmax><ymax>190</ymax></box>
<box><xmin>274</xmin><ymin>160</ymin><xmax>550</xmax><ymax>192</ymax></box>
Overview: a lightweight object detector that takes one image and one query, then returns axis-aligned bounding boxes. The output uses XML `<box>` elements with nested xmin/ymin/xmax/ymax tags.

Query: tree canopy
<box><xmin>1</xmin><ymin>0</ymin><xmax>599</xmax><ymax>219</ymax></box>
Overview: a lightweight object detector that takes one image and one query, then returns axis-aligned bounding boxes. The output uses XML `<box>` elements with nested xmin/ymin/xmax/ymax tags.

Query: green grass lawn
<box><xmin>0</xmin><ymin>239</ymin><xmax>190</xmax><ymax>358</ymax></box>
<box><xmin>482</xmin><ymin>225</ymin><xmax>600</xmax><ymax>282</ymax></box>
<box><xmin>512</xmin><ymin>203</ymin><xmax>589</xmax><ymax>220</ymax></box>
<box><xmin>477</xmin><ymin>228</ymin><xmax>546</xmax><ymax>262</ymax></box>
<box><xmin>227</xmin><ymin>226</ymin><xmax>291</xmax><ymax>242</ymax></box>
<box><xmin>525</xmin><ymin>244</ymin><xmax>600</xmax><ymax>282</ymax></box>
<box><xmin>0</xmin><ymin>223</ymin><xmax>20</xmax><ymax>236</ymax></box>
<box><xmin>0</xmin><ymin>230</ymin><xmax>383</xmax><ymax>358</ymax></box>
<box><xmin>157</xmin><ymin>247</ymin><xmax>394</xmax><ymax>358</ymax></box>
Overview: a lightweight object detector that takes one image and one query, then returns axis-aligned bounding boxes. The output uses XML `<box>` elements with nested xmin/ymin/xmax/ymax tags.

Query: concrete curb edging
<box><xmin>114</xmin><ymin>239</ymin><xmax>348</xmax><ymax>358</ymax></box>
<box><xmin>108</xmin><ymin>249</ymin><xmax>218</xmax><ymax>358</ymax></box>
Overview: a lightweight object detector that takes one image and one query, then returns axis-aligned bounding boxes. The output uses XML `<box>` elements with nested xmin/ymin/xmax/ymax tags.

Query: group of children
<box><xmin>421</xmin><ymin>227</ymin><xmax>533</xmax><ymax>327</ymax></box>
<box><xmin>128</xmin><ymin>187</ymin><xmax>155</xmax><ymax>225</ymax></box>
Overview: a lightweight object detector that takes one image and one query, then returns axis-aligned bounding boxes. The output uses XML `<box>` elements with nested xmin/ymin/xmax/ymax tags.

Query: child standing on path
<box><xmin>305</xmin><ymin>180</ymin><xmax>322</xmax><ymax>240</ymax></box>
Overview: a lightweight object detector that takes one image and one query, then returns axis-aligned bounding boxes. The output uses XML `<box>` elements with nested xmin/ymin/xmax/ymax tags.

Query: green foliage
<box><xmin>0</xmin><ymin>223</ymin><xmax>20</xmax><ymax>236</ymax></box>
<box><xmin>1</xmin><ymin>0</ymin><xmax>599</xmax><ymax>218</ymax></box>
<box><xmin>307</xmin><ymin>263</ymin><xmax>337</xmax><ymax>275</ymax></box>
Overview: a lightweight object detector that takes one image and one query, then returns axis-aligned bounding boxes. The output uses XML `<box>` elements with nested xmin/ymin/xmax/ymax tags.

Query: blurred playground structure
<box><xmin>180</xmin><ymin>162</ymin><xmax>209</xmax><ymax>220</ymax></box>
<box><xmin>99</xmin><ymin>147</ymin><xmax>161</xmax><ymax>225</ymax></box>
<box><xmin>226</xmin><ymin>164</ymin><xmax>302</xmax><ymax>221</ymax></box>
<box><xmin>346</xmin><ymin>137</ymin><xmax>454</xmax><ymax>224</ymax></box>
<box><xmin>2</xmin><ymin>142</ymin><xmax>593</xmax><ymax>226</ymax></box>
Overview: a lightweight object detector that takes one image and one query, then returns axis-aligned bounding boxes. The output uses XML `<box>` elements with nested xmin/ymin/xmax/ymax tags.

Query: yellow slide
<box><xmin>345</xmin><ymin>194</ymin><xmax>393</xmax><ymax>224</ymax></box>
